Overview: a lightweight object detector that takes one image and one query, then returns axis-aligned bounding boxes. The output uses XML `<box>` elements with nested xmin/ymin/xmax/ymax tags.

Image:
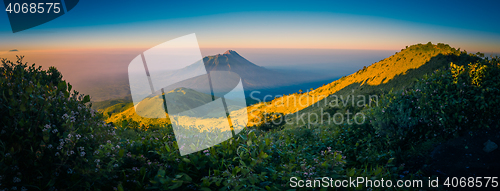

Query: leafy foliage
<box><xmin>2</xmin><ymin>44</ymin><xmax>500</xmax><ymax>190</ymax></box>
<box><xmin>0</xmin><ymin>57</ymin><xmax>118</xmax><ymax>190</ymax></box>
<box><xmin>369</xmin><ymin>57</ymin><xmax>500</xmax><ymax>151</ymax></box>
<box><xmin>253</xmin><ymin>112</ymin><xmax>286</xmax><ymax>132</ymax></box>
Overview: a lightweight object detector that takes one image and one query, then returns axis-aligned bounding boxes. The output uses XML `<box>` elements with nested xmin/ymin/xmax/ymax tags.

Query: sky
<box><xmin>0</xmin><ymin>0</ymin><xmax>500</xmax><ymax>53</ymax></box>
<box><xmin>1</xmin><ymin>0</ymin><xmax>499</xmax><ymax>101</ymax></box>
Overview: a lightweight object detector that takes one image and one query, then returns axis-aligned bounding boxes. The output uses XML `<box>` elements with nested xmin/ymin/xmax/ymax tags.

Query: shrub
<box><xmin>369</xmin><ymin>57</ymin><xmax>500</xmax><ymax>149</ymax></box>
<box><xmin>0</xmin><ymin>57</ymin><xmax>117</xmax><ymax>190</ymax></box>
<box><xmin>256</xmin><ymin>112</ymin><xmax>286</xmax><ymax>132</ymax></box>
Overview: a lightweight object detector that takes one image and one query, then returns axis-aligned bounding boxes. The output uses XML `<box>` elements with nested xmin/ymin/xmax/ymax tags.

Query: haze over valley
<box><xmin>1</xmin><ymin>48</ymin><xmax>396</xmax><ymax>103</ymax></box>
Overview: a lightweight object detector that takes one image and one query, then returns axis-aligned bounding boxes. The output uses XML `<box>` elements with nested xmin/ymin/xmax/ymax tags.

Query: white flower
<box><xmin>13</xmin><ymin>177</ymin><xmax>21</xmax><ymax>183</ymax></box>
<box><xmin>52</xmin><ymin>129</ymin><xmax>58</xmax><ymax>133</ymax></box>
<box><xmin>80</xmin><ymin>152</ymin><xmax>86</xmax><ymax>157</ymax></box>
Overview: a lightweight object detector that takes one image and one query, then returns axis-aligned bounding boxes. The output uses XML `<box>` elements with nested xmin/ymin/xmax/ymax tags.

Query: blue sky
<box><xmin>1</xmin><ymin>0</ymin><xmax>499</xmax><ymax>101</ymax></box>
<box><xmin>0</xmin><ymin>0</ymin><xmax>499</xmax><ymax>52</ymax></box>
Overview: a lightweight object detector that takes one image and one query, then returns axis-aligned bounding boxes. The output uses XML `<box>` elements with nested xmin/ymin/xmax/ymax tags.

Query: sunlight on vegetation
<box><xmin>1</xmin><ymin>43</ymin><xmax>499</xmax><ymax>190</ymax></box>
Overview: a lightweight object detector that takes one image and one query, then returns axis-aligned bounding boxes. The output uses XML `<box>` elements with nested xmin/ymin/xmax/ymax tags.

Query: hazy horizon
<box><xmin>0</xmin><ymin>48</ymin><xmax>401</xmax><ymax>101</ymax></box>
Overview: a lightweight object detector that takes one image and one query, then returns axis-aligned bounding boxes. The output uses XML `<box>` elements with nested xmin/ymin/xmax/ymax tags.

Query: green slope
<box><xmin>254</xmin><ymin>42</ymin><xmax>480</xmax><ymax>128</ymax></box>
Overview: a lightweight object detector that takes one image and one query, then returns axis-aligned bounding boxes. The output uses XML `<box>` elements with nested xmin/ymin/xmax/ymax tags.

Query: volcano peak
<box><xmin>223</xmin><ymin>50</ymin><xmax>238</xmax><ymax>55</ymax></box>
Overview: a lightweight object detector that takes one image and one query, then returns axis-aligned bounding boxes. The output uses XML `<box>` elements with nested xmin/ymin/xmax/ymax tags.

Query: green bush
<box><xmin>369</xmin><ymin>57</ymin><xmax>500</xmax><ymax>149</ymax></box>
<box><xmin>255</xmin><ymin>112</ymin><xmax>286</xmax><ymax>132</ymax></box>
<box><xmin>0</xmin><ymin>57</ymin><xmax>121</xmax><ymax>190</ymax></box>
<box><xmin>6</xmin><ymin>53</ymin><xmax>498</xmax><ymax>190</ymax></box>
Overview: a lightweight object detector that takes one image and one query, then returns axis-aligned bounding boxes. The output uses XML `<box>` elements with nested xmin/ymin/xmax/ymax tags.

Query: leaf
<box><xmin>182</xmin><ymin>158</ymin><xmax>191</xmax><ymax>163</ymax></box>
<box><xmin>140</xmin><ymin>167</ymin><xmax>146</xmax><ymax>176</ymax></box>
<box><xmin>83</xmin><ymin>95</ymin><xmax>90</xmax><ymax>103</ymax></box>
<box><xmin>321</xmin><ymin>161</ymin><xmax>328</xmax><ymax>168</ymax></box>
<box><xmin>215</xmin><ymin>179</ymin><xmax>222</xmax><ymax>186</ymax></box>
<box><xmin>387</xmin><ymin>157</ymin><xmax>394</xmax><ymax>164</ymax></box>
<box><xmin>235</xmin><ymin>166</ymin><xmax>241</xmax><ymax>174</ymax></box>
<box><xmin>117</xmin><ymin>184</ymin><xmax>124</xmax><ymax>191</ymax></box>
<box><xmin>26</xmin><ymin>87</ymin><xmax>32</xmax><ymax>94</ymax></box>
<box><xmin>182</xmin><ymin>174</ymin><xmax>192</xmax><ymax>182</ymax></box>
<box><xmin>374</xmin><ymin>167</ymin><xmax>382</xmax><ymax>176</ymax></box>
<box><xmin>46</xmin><ymin>179</ymin><xmax>55</xmax><ymax>187</ymax></box>
<box><xmin>118</xmin><ymin>149</ymin><xmax>125</xmax><ymax>157</ymax></box>
<box><xmin>259</xmin><ymin>151</ymin><xmax>268</xmax><ymax>159</ymax></box>
<box><xmin>241</xmin><ymin>168</ymin><xmax>249</xmax><ymax>175</ymax></box>
<box><xmin>169</xmin><ymin>181</ymin><xmax>183</xmax><ymax>189</ymax></box>
<box><xmin>347</xmin><ymin>168</ymin><xmax>356</xmax><ymax>177</ymax></box>
<box><xmin>158</xmin><ymin>169</ymin><xmax>166</xmax><ymax>177</ymax></box>
<box><xmin>58</xmin><ymin>81</ymin><xmax>66</xmax><ymax>91</ymax></box>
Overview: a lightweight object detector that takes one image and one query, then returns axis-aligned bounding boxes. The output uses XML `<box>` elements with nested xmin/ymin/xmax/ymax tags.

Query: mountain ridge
<box><xmin>247</xmin><ymin>42</ymin><xmax>479</xmax><ymax>126</ymax></box>
<box><xmin>104</xmin><ymin>43</ymin><xmax>475</xmax><ymax>128</ymax></box>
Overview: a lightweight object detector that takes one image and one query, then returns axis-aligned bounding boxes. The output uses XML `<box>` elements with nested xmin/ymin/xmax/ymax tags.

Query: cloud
<box><xmin>9</xmin><ymin>49</ymin><xmax>18</xmax><ymax>52</ymax></box>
